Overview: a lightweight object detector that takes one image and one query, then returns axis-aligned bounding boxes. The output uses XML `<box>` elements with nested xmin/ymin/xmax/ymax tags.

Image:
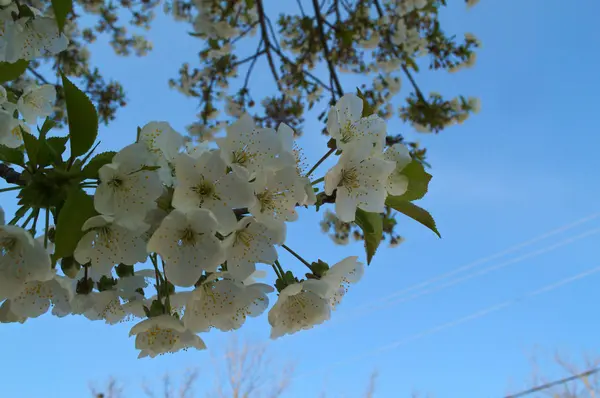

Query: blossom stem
<box><xmin>274</xmin><ymin>260</ymin><xmax>286</xmax><ymax>277</ymax></box>
<box><xmin>281</xmin><ymin>244</ymin><xmax>312</xmax><ymax>269</ymax></box>
<box><xmin>305</xmin><ymin>147</ymin><xmax>335</xmax><ymax>178</ymax></box>
<box><xmin>0</xmin><ymin>186</ymin><xmax>21</xmax><ymax>193</ymax></box>
<box><xmin>30</xmin><ymin>208</ymin><xmax>40</xmax><ymax>234</ymax></box>
<box><xmin>310</xmin><ymin>176</ymin><xmax>325</xmax><ymax>186</ymax></box>
<box><xmin>20</xmin><ymin>210</ymin><xmax>35</xmax><ymax>229</ymax></box>
<box><xmin>44</xmin><ymin>207</ymin><xmax>49</xmax><ymax>249</ymax></box>
<box><xmin>161</xmin><ymin>259</ymin><xmax>172</xmax><ymax>315</ymax></box>
<box><xmin>271</xmin><ymin>263</ymin><xmax>283</xmax><ymax>280</ymax></box>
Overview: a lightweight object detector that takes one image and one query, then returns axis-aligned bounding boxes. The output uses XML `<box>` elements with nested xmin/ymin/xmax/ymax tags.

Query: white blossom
<box><xmin>223</xmin><ymin>217</ymin><xmax>284</xmax><ymax>281</ymax></box>
<box><xmin>95</xmin><ymin>143</ymin><xmax>164</xmax><ymax>230</ymax></box>
<box><xmin>382</xmin><ymin>143</ymin><xmax>412</xmax><ymax>196</ymax></box>
<box><xmin>74</xmin><ymin>215</ymin><xmax>148</xmax><ymax>279</ymax></box>
<box><xmin>82</xmin><ymin>290</ymin><xmax>127</xmax><ymax>324</ymax></box>
<box><xmin>147</xmin><ymin>209</ymin><xmax>225</xmax><ymax>287</ymax></box>
<box><xmin>2</xmin><ymin>16</ymin><xmax>68</xmax><ymax>63</ymax></box>
<box><xmin>138</xmin><ymin>121</ymin><xmax>184</xmax><ymax>186</ymax></box>
<box><xmin>9</xmin><ymin>276</ymin><xmax>72</xmax><ymax>319</ymax></box>
<box><xmin>324</xmin><ymin>146</ymin><xmax>396</xmax><ymax>222</ymax></box>
<box><xmin>304</xmin><ymin>256</ymin><xmax>364</xmax><ymax>309</ymax></box>
<box><xmin>268</xmin><ymin>282</ymin><xmax>331</xmax><ymax>339</ymax></box>
<box><xmin>216</xmin><ymin>113</ymin><xmax>282</xmax><ymax>180</ymax></box>
<box><xmin>172</xmin><ymin>151</ymin><xmax>254</xmax><ymax>234</ymax></box>
<box><xmin>0</xmin><ymin>109</ymin><xmax>28</xmax><ymax>148</ymax></box>
<box><xmin>0</xmin><ymin>225</ymin><xmax>52</xmax><ymax>300</ymax></box>
<box><xmin>326</xmin><ymin>93</ymin><xmax>386</xmax><ymax>153</ymax></box>
<box><xmin>0</xmin><ymin>300</ymin><xmax>26</xmax><ymax>324</ymax></box>
<box><xmin>16</xmin><ymin>84</ymin><xmax>56</xmax><ymax>124</ymax></box>
<box><xmin>129</xmin><ymin>315</ymin><xmax>206</xmax><ymax>358</ymax></box>
<box><xmin>249</xmin><ymin>166</ymin><xmax>306</xmax><ymax>228</ymax></box>
<box><xmin>182</xmin><ymin>273</ymin><xmax>273</xmax><ymax>332</ymax></box>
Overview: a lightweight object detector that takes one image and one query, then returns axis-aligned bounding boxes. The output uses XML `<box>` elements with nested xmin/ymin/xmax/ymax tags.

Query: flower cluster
<box><xmin>1</xmin><ymin>92</ymin><xmax>411</xmax><ymax>358</ymax></box>
<box><xmin>0</xmin><ymin>0</ymin><xmax>448</xmax><ymax>359</ymax></box>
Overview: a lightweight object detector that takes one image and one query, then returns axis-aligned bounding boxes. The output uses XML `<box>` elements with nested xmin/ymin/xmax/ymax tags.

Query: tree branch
<box><xmin>27</xmin><ymin>66</ymin><xmax>51</xmax><ymax>85</ymax></box>
<box><xmin>0</xmin><ymin>163</ymin><xmax>24</xmax><ymax>185</ymax></box>
<box><xmin>310</xmin><ymin>0</ymin><xmax>344</xmax><ymax>97</ymax></box>
<box><xmin>255</xmin><ymin>0</ymin><xmax>282</xmax><ymax>91</ymax></box>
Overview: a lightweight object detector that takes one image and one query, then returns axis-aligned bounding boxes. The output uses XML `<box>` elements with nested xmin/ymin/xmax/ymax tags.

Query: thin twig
<box><xmin>256</xmin><ymin>0</ymin><xmax>282</xmax><ymax>90</ymax></box>
<box><xmin>311</xmin><ymin>0</ymin><xmax>344</xmax><ymax>96</ymax></box>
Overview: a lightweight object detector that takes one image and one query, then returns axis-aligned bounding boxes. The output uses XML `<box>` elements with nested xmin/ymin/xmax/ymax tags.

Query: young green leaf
<box><xmin>356</xmin><ymin>87</ymin><xmax>375</xmax><ymax>117</ymax></box>
<box><xmin>21</xmin><ymin>131</ymin><xmax>39</xmax><ymax>167</ymax></box>
<box><xmin>37</xmin><ymin>137</ymin><xmax>68</xmax><ymax>167</ymax></box>
<box><xmin>82</xmin><ymin>151</ymin><xmax>116</xmax><ymax>179</ymax></box>
<box><xmin>51</xmin><ymin>0</ymin><xmax>72</xmax><ymax>33</ymax></box>
<box><xmin>386</xmin><ymin>197</ymin><xmax>441</xmax><ymax>238</ymax></box>
<box><xmin>60</xmin><ymin>72</ymin><xmax>99</xmax><ymax>158</ymax></box>
<box><xmin>53</xmin><ymin>187</ymin><xmax>96</xmax><ymax>263</ymax></box>
<box><xmin>38</xmin><ymin>117</ymin><xmax>57</xmax><ymax>138</ymax></box>
<box><xmin>0</xmin><ymin>145</ymin><xmax>25</xmax><ymax>166</ymax></box>
<box><xmin>0</xmin><ymin>60</ymin><xmax>29</xmax><ymax>83</ymax></box>
<box><xmin>390</xmin><ymin>159</ymin><xmax>432</xmax><ymax>201</ymax></box>
<box><xmin>354</xmin><ymin>208</ymin><xmax>383</xmax><ymax>264</ymax></box>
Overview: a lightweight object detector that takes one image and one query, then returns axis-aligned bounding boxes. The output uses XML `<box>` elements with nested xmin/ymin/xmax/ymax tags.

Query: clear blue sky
<box><xmin>2</xmin><ymin>1</ymin><xmax>600</xmax><ymax>397</ymax></box>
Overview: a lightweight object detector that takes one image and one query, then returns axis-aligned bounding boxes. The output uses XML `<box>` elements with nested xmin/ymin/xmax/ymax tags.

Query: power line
<box><xmin>335</xmin><ymin>226</ymin><xmax>600</xmax><ymax>325</ymax></box>
<box><xmin>505</xmin><ymin>366</ymin><xmax>600</xmax><ymax>398</ymax></box>
<box><xmin>298</xmin><ymin>264</ymin><xmax>600</xmax><ymax>379</ymax></box>
<box><xmin>350</xmin><ymin>212</ymin><xmax>600</xmax><ymax>314</ymax></box>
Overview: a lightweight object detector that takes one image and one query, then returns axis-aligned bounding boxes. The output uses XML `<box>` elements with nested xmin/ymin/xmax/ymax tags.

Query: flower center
<box><xmin>192</xmin><ymin>178</ymin><xmax>219</xmax><ymax>204</ymax></box>
<box><xmin>107</xmin><ymin>177</ymin><xmax>123</xmax><ymax>189</ymax></box>
<box><xmin>179</xmin><ymin>228</ymin><xmax>200</xmax><ymax>246</ymax></box>
<box><xmin>338</xmin><ymin>167</ymin><xmax>360</xmax><ymax>191</ymax></box>
<box><xmin>232</xmin><ymin>147</ymin><xmax>254</xmax><ymax>166</ymax></box>
<box><xmin>256</xmin><ymin>190</ymin><xmax>276</xmax><ymax>213</ymax></box>
<box><xmin>340</xmin><ymin>121</ymin><xmax>356</xmax><ymax>144</ymax></box>
<box><xmin>234</xmin><ymin>229</ymin><xmax>254</xmax><ymax>247</ymax></box>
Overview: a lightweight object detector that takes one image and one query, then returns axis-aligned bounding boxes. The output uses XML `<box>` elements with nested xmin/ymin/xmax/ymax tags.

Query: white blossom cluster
<box><xmin>0</xmin><ymin>88</ymin><xmax>419</xmax><ymax>357</ymax></box>
<box><xmin>0</xmin><ymin>0</ymin><xmax>446</xmax><ymax>359</ymax></box>
<box><xmin>0</xmin><ymin>2</ymin><xmax>67</xmax><ymax>63</ymax></box>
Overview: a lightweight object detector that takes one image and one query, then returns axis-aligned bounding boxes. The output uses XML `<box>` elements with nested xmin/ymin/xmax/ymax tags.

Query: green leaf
<box><xmin>21</xmin><ymin>131</ymin><xmax>39</xmax><ymax>166</ymax></box>
<box><xmin>53</xmin><ymin>187</ymin><xmax>96</xmax><ymax>262</ymax></box>
<box><xmin>38</xmin><ymin>117</ymin><xmax>57</xmax><ymax>137</ymax></box>
<box><xmin>51</xmin><ymin>0</ymin><xmax>72</xmax><ymax>33</ymax></box>
<box><xmin>0</xmin><ymin>145</ymin><xmax>24</xmax><ymax>166</ymax></box>
<box><xmin>82</xmin><ymin>151</ymin><xmax>115</xmax><ymax>179</ymax></box>
<box><xmin>386</xmin><ymin>197</ymin><xmax>441</xmax><ymax>238</ymax></box>
<box><xmin>38</xmin><ymin>136</ymin><xmax>68</xmax><ymax>167</ymax></box>
<box><xmin>60</xmin><ymin>72</ymin><xmax>99</xmax><ymax>158</ymax></box>
<box><xmin>391</xmin><ymin>159</ymin><xmax>432</xmax><ymax>201</ymax></box>
<box><xmin>356</xmin><ymin>88</ymin><xmax>375</xmax><ymax>117</ymax></box>
<box><xmin>354</xmin><ymin>208</ymin><xmax>383</xmax><ymax>264</ymax></box>
<box><xmin>0</xmin><ymin>60</ymin><xmax>29</xmax><ymax>83</ymax></box>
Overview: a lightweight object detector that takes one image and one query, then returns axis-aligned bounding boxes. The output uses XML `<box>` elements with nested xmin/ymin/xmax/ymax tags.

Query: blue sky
<box><xmin>2</xmin><ymin>0</ymin><xmax>600</xmax><ymax>397</ymax></box>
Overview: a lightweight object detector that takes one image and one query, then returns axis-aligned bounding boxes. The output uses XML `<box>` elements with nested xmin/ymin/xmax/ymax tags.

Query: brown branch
<box><xmin>0</xmin><ymin>163</ymin><xmax>24</xmax><ymax>185</ymax></box>
<box><xmin>310</xmin><ymin>0</ymin><xmax>344</xmax><ymax>97</ymax></box>
<box><xmin>255</xmin><ymin>0</ymin><xmax>282</xmax><ymax>91</ymax></box>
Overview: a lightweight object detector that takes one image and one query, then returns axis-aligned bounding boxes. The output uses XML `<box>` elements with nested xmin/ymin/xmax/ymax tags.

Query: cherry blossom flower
<box><xmin>95</xmin><ymin>143</ymin><xmax>164</xmax><ymax>230</ymax></box>
<box><xmin>324</xmin><ymin>146</ymin><xmax>396</xmax><ymax>222</ymax></box>
<box><xmin>74</xmin><ymin>215</ymin><xmax>148</xmax><ymax>279</ymax></box>
<box><xmin>222</xmin><ymin>217</ymin><xmax>285</xmax><ymax>282</ymax></box>
<box><xmin>129</xmin><ymin>315</ymin><xmax>206</xmax><ymax>358</ymax></box>
<box><xmin>172</xmin><ymin>151</ymin><xmax>254</xmax><ymax>234</ymax></box>
<box><xmin>147</xmin><ymin>209</ymin><xmax>225</xmax><ymax>287</ymax></box>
